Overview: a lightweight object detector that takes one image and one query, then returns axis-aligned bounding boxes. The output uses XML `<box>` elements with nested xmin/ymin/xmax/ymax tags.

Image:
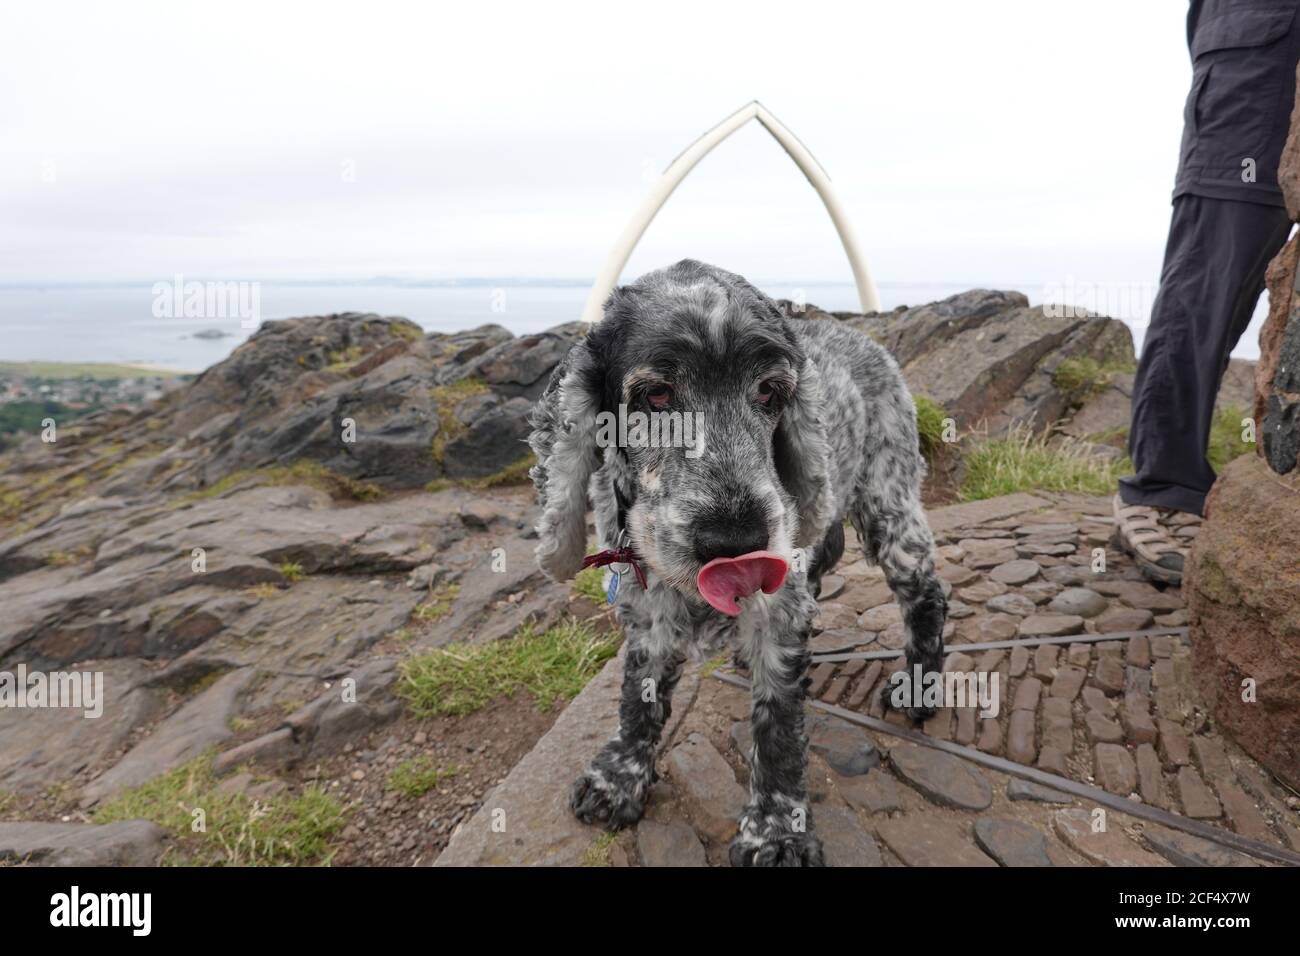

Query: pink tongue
<box><xmin>696</xmin><ymin>551</ymin><xmax>790</xmax><ymax>616</ymax></box>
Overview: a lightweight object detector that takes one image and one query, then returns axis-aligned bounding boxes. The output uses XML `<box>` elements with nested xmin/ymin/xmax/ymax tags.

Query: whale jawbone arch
<box><xmin>579</xmin><ymin>100</ymin><xmax>879</xmax><ymax>324</ymax></box>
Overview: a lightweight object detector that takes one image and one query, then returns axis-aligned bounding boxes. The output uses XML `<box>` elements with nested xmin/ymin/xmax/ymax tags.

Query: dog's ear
<box><xmin>774</xmin><ymin>335</ymin><xmax>835</xmax><ymax>550</ymax></box>
<box><xmin>528</xmin><ymin>336</ymin><xmax>603</xmax><ymax>581</ymax></box>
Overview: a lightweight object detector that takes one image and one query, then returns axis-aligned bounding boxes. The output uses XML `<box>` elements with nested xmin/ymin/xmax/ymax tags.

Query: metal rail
<box><xmin>811</xmin><ymin>626</ymin><xmax>1190</xmax><ymax>664</ymax></box>
<box><xmin>712</xmin><ymin>669</ymin><xmax>1300</xmax><ymax>867</ymax></box>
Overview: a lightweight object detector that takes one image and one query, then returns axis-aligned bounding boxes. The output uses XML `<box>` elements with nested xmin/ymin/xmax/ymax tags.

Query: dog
<box><xmin>527</xmin><ymin>260</ymin><xmax>946</xmax><ymax>866</ymax></box>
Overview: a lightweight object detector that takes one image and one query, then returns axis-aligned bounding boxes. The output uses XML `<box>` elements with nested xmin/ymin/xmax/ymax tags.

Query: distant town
<box><xmin>0</xmin><ymin>362</ymin><xmax>190</xmax><ymax>449</ymax></box>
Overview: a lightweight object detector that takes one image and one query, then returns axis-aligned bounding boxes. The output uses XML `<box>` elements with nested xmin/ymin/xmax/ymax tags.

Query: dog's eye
<box><xmin>757</xmin><ymin>380</ymin><xmax>778</xmax><ymax>405</ymax></box>
<box><xmin>646</xmin><ymin>385</ymin><xmax>673</xmax><ymax>410</ymax></box>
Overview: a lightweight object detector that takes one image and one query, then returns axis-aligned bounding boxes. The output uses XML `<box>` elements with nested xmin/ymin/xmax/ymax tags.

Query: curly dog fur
<box><xmin>528</xmin><ymin>260</ymin><xmax>946</xmax><ymax>866</ymax></box>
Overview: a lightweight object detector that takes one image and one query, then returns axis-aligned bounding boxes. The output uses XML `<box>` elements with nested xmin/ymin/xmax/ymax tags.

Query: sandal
<box><xmin>1111</xmin><ymin>494</ymin><xmax>1194</xmax><ymax>586</ymax></box>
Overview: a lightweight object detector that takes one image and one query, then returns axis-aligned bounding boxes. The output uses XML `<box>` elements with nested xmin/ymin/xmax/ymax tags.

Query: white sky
<box><xmin>0</xmin><ymin>0</ymin><xmax>1195</xmax><ymax>289</ymax></box>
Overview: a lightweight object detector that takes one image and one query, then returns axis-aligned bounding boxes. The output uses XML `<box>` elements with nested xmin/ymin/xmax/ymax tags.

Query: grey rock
<box><xmin>1142</xmin><ymin>825</ymin><xmax>1259</xmax><ymax>867</ymax></box>
<box><xmin>989</xmin><ymin>559</ymin><xmax>1042</xmax><ymax>585</ymax></box>
<box><xmin>889</xmin><ymin>743</ymin><xmax>992</xmax><ymax>810</ymax></box>
<box><xmin>973</xmin><ymin>817</ymin><xmax>1056</xmax><ymax>866</ymax></box>
<box><xmin>0</xmin><ymin>659</ymin><xmax>164</xmax><ymax>794</ymax></box>
<box><xmin>876</xmin><ymin>816</ymin><xmax>997</xmax><ymax>867</ymax></box>
<box><xmin>836</xmin><ymin>769</ymin><xmax>902</xmax><ymax>814</ymax></box>
<box><xmin>1048</xmin><ymin>587</ymin><xmax>1109</xmax><ymax>618</ymax></box>
<box><xmin>81</xmin><ymin>668</ymin><xmax>255</xmax><ymax>807</ymax></box>
<box><xmin>818</xmin><ymin>803</ymin><xmax>883</xmax><ymax>866</ymax></box>
<box><xmin>637</xmin><ymin>821</ymin><xmax>708</xmax><ymax>867</ymax></box>
<box><xmin>667</xmin><ymin>733</ymin><xmax>746</xmax><ymax>843</ymax></box>
<box><xmin>807</xmin><ymin>714</ymin><xmax>880</xmax><ymax>776</ymax></box>
<box><xmin>1007</xmin><ymin>778</ymin><xmax>1074</xmax><ymax>804</ymax></box>
<box><xmin>0</xmin><ymin>820</ymin><xmax>166</xmax><ymax>866</ymax></box>
<box><xmin>986</xmin><ymin>592</ymin><xmax>1036</xmax><ymax>616</ymax></box>
<box><xmin>1018</xmin><ymin>613</ymin><xmax>1085</xmax><ymax>637</ymax></box>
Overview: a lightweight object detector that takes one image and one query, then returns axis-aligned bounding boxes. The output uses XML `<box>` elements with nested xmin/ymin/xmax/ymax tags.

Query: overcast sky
<box><xmin>1</xmin><ymin>1</ymin><xmax>1196</xmax><ymax>291</ymax></box>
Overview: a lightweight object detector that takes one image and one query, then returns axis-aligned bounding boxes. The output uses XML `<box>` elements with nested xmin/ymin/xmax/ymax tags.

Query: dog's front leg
<box><xmin>570</xmin><ymin>635</ymin><xmax>684</xmax><ymax>831</ymax></box>
<box><xmin>730</xmin><ymin>600</ymin><xmax>825</xmax><ymax>867</ymax></box>
<box><xmin>851</xmin><ymin>420</ymin><xmax>947</xmax><ymax>722</ymax></box>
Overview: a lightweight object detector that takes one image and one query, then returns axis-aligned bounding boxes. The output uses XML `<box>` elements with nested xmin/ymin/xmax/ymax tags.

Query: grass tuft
<box><xmin>1052</xmin><ymin>356</ymin><xmax>1137</xmax><ymax>404</ymax></box>
<box><xmin>278</xmin><ymin>560</ymin><xmax>305</xmax><ymax>583</ymax></box>
<box><xmin>93</xmin><ymin>757</ymin><xmax>346</xmax><ymax>866</ymax></box>
<box><xmin>1208</xmin><ymin>404</ymin><xmax>1255</xmax><ymax>471</ymax></box>
<box><xmin>385</xmin><ymin>756</ymin><xmax>459</xmax><ymax>799</ymax></box>
<box><xmin>424</xmin><ymin>452</ymin><xmax>537</xmax><ymax>493</ymax></box>
<box><xmin>195</xmin><ymin>461</ymin><xmax>382</xmax><ymax>502</ymax></box>
<box><xmin>573</xmin><ymin>566</ymin><xmax>607</xmax><ymax>604</ymax></box>
<box><xmin>411</xmin><ymin>582</ymin><xmax>460</xmax><ymax>623</ymax></box>
<box><xmin>913</xmin><ymin>395</ymin><xmax>949</xmax><ymax>459</ymax></box>
<box><xmin>397</xmin><ymin>618</ymin><xmax>621</xmax><ymax>718</ymax></box>
<box><xmin>960</xmin><ymin>424</ymin><xmax>1132</xmax><ymax>502</ymax></box>
<box><xmin>581</xmin><ymin>831</ymin><xmax>616</xmax><ymax>867</ymax></box>
<box><xmin>430</xmin><ymin>377</ymin><xmax>489</xmax><ymax>464</ymax></box>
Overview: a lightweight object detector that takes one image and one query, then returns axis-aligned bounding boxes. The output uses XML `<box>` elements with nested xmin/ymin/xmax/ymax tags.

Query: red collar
<box><xmin>580</xmin><ymin>546</ymin><xmax>647</xmax><ymax>590</ymax></box>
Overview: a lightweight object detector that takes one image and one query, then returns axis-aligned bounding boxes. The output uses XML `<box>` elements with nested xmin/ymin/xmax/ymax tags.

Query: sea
<box><xmin>0</xmin><ymin>281</ymin><xmax>1267</xmax><ymax>373</ymax></box>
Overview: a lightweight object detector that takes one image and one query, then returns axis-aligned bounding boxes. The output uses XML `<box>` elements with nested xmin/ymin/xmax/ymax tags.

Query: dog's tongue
<box><xmin>696</xmin><ymin>551</ymin><xmax>790</xmax><ymax>616</ymax></box>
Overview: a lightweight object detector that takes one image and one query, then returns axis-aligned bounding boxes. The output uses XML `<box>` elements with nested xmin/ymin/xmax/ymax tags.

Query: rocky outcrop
<box><xmin>837</xmin><ymin>290</ymin><xmax>1135</xmax><ymax>432</ymax></box>
<box><xmin>0</xmin><ymin>475</ymin><xmax>559</xmax><ymax>797</ymax></box>
<box><xmin>1186</xmin><ymin>69</ymin><xmax>1300</xmax><ymax>790</ymax></box>
<box><xmin>1188</xmin><ymin>454</ymin><xmax>1300</xmax><ymax>789</ymax></box>
<box><xmin>0</xmin><ymin>290</ymin><xmax>1164</xmax><ymax>842</ymax></box>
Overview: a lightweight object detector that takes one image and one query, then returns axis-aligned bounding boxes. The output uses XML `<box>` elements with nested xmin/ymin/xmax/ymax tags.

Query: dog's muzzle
<box><xmin>695</xmin><ymin>551</ymin><xmax>789</xmax><ymax>616</ymax></box>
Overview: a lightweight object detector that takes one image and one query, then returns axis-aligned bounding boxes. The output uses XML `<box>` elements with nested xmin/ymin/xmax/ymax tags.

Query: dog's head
<box><xmin>528</xmin><ymin>260</ymin><xmax>834</xmax><ymax>615</ymax></box>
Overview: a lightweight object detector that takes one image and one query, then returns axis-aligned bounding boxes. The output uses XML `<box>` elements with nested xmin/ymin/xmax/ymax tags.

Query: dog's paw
<box><xmin>568</xmin><ymin>750</ymin><xmax>651</xmax><ymax>831</ymax></box>
<box><xmin>728</xmin><ymin>813</ymin><xmax>825</xmax><ymax>867</ymax></box>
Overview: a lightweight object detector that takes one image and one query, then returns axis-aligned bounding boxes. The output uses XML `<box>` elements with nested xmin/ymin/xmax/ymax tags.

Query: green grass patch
<box><xmin>960</xmin><ymin>425</ymin><xmax>1133</xmax><ymax>502</ymax></box>
<box><xmin>913</xmin><ymin>395</ymin><xmax>949</xmax><ymax>459</ymax></box>
<box><xmin>412</xmin><ymin>582</ymin><xmax>460</xmax><ymax>623</ymax></box>
<box><xmin>195</xmin><ymin>461</ymin><xmax>383</xmax><ymax>502</ymax></box>
<box><xmin>45</xmin><ymin>545</ymin><xmax>93</xmax><ymax>567</ymax></box>
<box><xmin>385</xmin><ymin>756</ymin><xmax>460</xmax><ymax>799</ymax></box>
<box><xmin>397</xmin><ymin>617</ymin><xmax>621</xmax><ymax>718</ymax></box>
<box><xmin>93</xmin><ymin>757</ymin><xmax>346</xmax><ymax>866</ymax></box>
<box><xmin>573</xmin><ymin>565</ymin><xmax>607</xmax><ymax>604</ymax></box>
<box><xmin>430</xmin><ymin>377</ymin><xmax>489</xmax><ymax>464</ymax></box>
<box><xmin>581</xmin><ymin>831</ymin><xmax>616</xmax><ymax>867</ymax></box>
<box><xmin>424</xmin><ymin>452</ymin><xmax>537</xmax><ymax>493</ymax></box>
<box><xmin>465</xmin><ymin>452</ymin><xmax>536</xmax><ymax>489</ymax></box>
<box><xmin>1052</xmin><ymin>356</ymin><xmax>1137</xmax><ymax>404</ymax></box>
<box><xmin>1208</xmin><ymin>405</ymin><xmax>1255</xmax><ymax>471</ymax></box>
<box><xmin>278</xmin><ymin>560</ymin><xmax>305</xmax><ymax>583</ymax></box>
<box><xmin>324</xmin><ymin>345</ymin><xmax>365</xmax><ymax>370</ymax></box>
<box><xmin>0</xmin><ymin>490</ymin><xmax>22</xmax><ymax>519</ymax></box>
<box><xmin>699</xmin><ymin>651</ymin><xmax>730</xmax><ymax>678</ymax></box>
<box><xmin>391</xmin><ymin>321</ymin><xmax>424</xmax><ymax>344</ymax></box>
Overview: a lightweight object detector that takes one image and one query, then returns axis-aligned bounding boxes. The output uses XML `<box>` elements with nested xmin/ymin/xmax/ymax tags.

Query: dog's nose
<box><xmin>694</xmin><ymin>520</ymin><xmax>769</xmax><ymax>563</ymax></box>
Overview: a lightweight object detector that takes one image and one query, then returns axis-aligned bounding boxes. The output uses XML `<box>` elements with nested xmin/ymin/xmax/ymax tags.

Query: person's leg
<box><xmin>1120</xmin><ymin>195</ymin><xmax>1292</xmax><ymax>517</ymax></box>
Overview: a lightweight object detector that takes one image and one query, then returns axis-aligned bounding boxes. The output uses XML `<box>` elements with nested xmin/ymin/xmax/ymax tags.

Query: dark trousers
<box><xmin>1119</xmin><ymin>195</ymin><xmax>1292</xmax><ymax>515</ymax></box>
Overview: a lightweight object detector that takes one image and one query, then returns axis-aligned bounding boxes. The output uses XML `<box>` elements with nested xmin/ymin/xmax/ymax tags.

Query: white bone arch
<box><xmin>581</xmin><ymin>100</ymin><xmax>879</xmax><ymax>324</ymax></box>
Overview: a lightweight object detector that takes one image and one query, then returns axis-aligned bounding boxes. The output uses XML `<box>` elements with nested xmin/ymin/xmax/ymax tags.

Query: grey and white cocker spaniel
<box><xmin>527</xmin><ymin>259</ymin><xmax>946</xmax><ymax>866</ymax></box>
